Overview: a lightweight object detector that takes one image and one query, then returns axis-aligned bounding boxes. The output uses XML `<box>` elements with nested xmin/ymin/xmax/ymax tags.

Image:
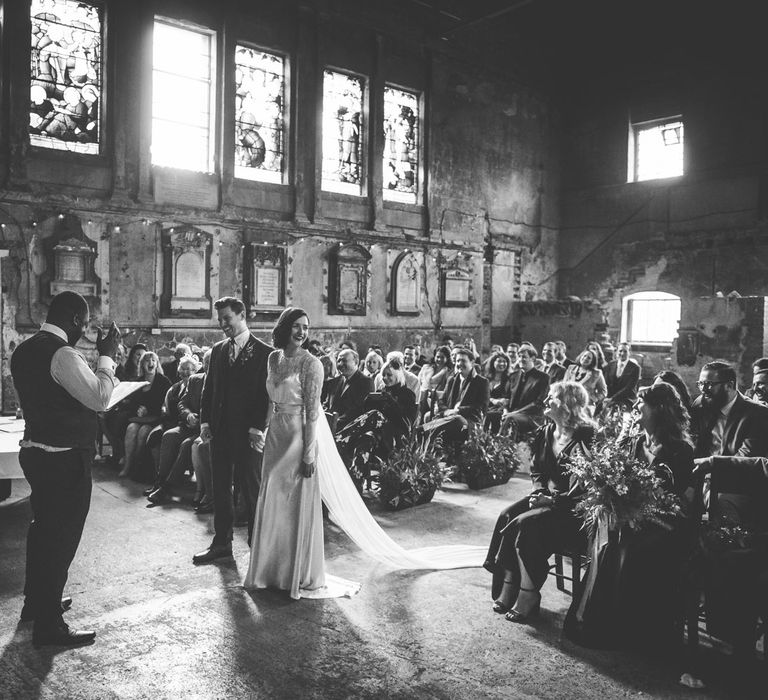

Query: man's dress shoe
<box><xmin>194</xmin><ymin>501</ymin><xmax>214</xmax><ymax>514</ymax></box>
<box><xmin>147</xmin><ymin>487</ymin><xmax>171</xmax><ymax>504</ymax></box>
<box><xmin>192</xmin><ymin>545</ymin><xmax>233</xmax><ymax>565</ymax></box>
<box><xmin>33</xmin><ymin>622</ymin><xmax>95</xmax><ymax>648</ymax></box>
<box><xmin>20</xmin><ymin>596</ymin><xmax>73</xmax><ymax>622</ymax></box>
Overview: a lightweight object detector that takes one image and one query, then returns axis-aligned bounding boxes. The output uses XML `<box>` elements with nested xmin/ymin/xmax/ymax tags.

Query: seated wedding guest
<box><xmin>324</xmin><ymin>348</ymin><xmax>374</xmax><ymax>432</ymax></box>
<box><xmin>417</xmin><ymin>345</ymin><xmax>453</xmax><ymax>417</ymax></box>
<box><xmin>603</xmin><ymin>342</ymin><xmax>641</xmax><ymax>412</ymax></box>
<box><xmin>484</xmin><ymin>351</ymin><xmax>513</xmax><ymax>433</ymax></box>
<box><xmin>374</xmin><ymin>351</ymin><xmax>420</xmax><ymax>403</ymax></box>
<box><xmin>188</xmin><ymin>350</ymin><xmax>213</xmax><ymax>512</ymax></box>
<box><xmin>403</xmin><ymin>345</ymin><xmax>419</xmax><ymax>374</ymax></box>
<box><xmin>555</xmin><ymin>340</ymin><xmax>574</xmax><ymax>368</ymax></box>
<box><xmin>307</xmin><ymin>339</ymin><xmax>324</xmax><ymax>357</ymax></box>
<box><xmin>565</xmin><ymin>381</ymin><xmax>694</xmax><ymax>650</ymax></box>
<box><xmin>113</xmin><ymin>343</ymin><xmax>128</xmax><ymax>380</ymax></box>
<box><xmin>161</xmin><ymin>343</ymin><xmax>191</xmax><ymax>385</ymax></box>
<box><xmin>119</xmin><ymin>352</ymin><xmax>171</xmax><ymax>479</ymax></box>
<box><xmin>745</xmin><ymin>357</ymin><xmax>768</xmax><ymax>406</ymax></box>
<box><xmin>585</xmin><ymin>341</ymin><xmax>607</xmax><ymax>371</ymax></box>
<box><xmin>422</xmin><ymin>346</ymin><xmax>489</xmax><ymax>447</ymax></box>
<box><xmin>653</xmin><ymin>370</ymin><xmax>692</xmax><ymax>411</ymax></box>
<box><xmin>363</xmin><ymin>350</ymin><xmax>384</xmax><ymax>381</ymax></box>
<box><xmin>147</xmin><ymin>354</ymin><xmax>205</xmax><ymax>504</ymax></box>
<box><xmin>101</xmin><ymin>342</ymin><xmax>147</xmax><ymax>463</ymax></box>
<box><xmin>336</xmin><ymin>358</ymin><xmax>418</xmax><ymax>492</ymax></box>
<box><xmin>413</xmin><ymin>343</ymin><xmax>427</xmax><ymax>368</ymax></box>
<box><xmin>319</xmin><ymin>353</ymin><xmax>337</xmax><ymax>394</ymax></box>
<box><xmin>691</xmin><ymin>360</ymin><xmax>768</xmax><ymax>460</ymax></box>
<box><xmin>505</xmin><ymin>343</ymin><xmax>520</xmax><ymax>369</ymax></box>
<box><xmin>500</xmin><ymin>343</ymin><xmax>550</xmax><ymax>439</ymax></box>
<box><xmin>541</xmin><ymin>342</ymin><xmax>566</xmax><ymax>383</ymax></box>
<box><xmin>564</xmin><ymin>349</ymin><xmax>606</xmax><ymax>414</ymax></box>
<box><xmin>143</xmin><ymin>355</ymin><xmax>198</xmax><ymax>487</ymax></box>
<box><xmin>484</xmin><ymin>381</ymin><xmax>596</xmax><ymax>621</ymax></box>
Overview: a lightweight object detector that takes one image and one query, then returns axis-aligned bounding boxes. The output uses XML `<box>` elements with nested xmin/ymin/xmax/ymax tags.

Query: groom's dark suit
<box><xmin>201</xmin><ymin>333</ymin><xmax>271</xmax><ymax>545</ymax></box>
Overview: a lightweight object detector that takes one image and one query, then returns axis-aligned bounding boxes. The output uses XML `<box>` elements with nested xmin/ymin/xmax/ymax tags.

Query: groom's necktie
<box><xmin>228</xmin><ymin>338</ymin><xmax>237</xmax><ymax>366</ymax></box>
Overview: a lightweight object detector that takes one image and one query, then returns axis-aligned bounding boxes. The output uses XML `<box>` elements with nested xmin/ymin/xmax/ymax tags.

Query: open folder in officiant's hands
<box><xmin>106</xmin><ymin>381</ymin><xmax>149</xmax><ymax>411</ymax></box>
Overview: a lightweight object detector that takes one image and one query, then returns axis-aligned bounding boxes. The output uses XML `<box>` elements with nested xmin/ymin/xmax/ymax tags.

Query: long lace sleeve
<box><xmin>300</xmin><ymin>353</ymin><xmax>324</xmax><ymax>463</ymax></box>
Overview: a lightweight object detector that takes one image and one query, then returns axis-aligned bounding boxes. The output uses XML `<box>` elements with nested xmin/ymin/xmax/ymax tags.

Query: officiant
<box><xmin>10</xmin><ymin>291</ymin><xmax>120</xmax><ymax>647</ymax></box>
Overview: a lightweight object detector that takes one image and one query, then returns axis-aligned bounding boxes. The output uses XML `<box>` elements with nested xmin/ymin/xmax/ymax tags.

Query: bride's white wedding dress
<box><xmin>244</xmin><ymin>348</ymin><xmax>485</xmax><ymax>600</ymax></box>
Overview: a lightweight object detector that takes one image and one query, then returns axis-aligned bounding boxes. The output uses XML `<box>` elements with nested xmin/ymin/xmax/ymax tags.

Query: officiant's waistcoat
<box><xmin>11</xmin><ymin>331</ymin><xmax>97</xmax><ymax>448</ymax></box>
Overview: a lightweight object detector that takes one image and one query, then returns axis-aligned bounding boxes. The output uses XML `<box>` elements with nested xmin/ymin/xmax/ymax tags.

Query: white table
<box><xmin>0</xmin><ymin>416</ymin><xmax>24</xmax><ymax>479</ymax></box>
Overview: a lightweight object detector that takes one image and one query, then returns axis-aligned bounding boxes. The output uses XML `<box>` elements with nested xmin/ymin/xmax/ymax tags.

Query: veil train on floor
<box><xmin>315</xmin><ymin>412</ymin><xmax>486</xmax><ymax>572</ymax></box>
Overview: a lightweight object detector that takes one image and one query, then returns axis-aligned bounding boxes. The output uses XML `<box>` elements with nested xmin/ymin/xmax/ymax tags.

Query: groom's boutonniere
<box><xmin>238</xmin><ymin>340</ymin><xmax>256</xmax><ymax>365</ymax></box>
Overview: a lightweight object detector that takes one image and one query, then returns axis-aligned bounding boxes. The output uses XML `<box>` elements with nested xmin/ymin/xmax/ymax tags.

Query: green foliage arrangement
<box><xmin>378</xmin><ymin>430</ymin><xmax>445</xmax><ymax>511</ymax></box>
<box><xmin>458</xmin><ymin>425</ymin><xmax>520</xmax><ymax>490</ymax></box>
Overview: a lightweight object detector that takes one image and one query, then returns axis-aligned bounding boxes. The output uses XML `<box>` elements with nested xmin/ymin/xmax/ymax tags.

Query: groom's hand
<box><xmin>200</xmin><ymin>424</ymin><xmax>213</xmax><ymax>443</ymax></box>
<box><xmin>249</xmin><ymin>428</ymin><xmax>265</xmax><ymax>452</ymax></box>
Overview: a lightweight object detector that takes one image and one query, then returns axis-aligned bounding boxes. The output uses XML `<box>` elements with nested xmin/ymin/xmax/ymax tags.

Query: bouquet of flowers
<box><xmin>566</xmin><ymin>438</ymin><xmax>682</xmax><ymax>532</ymax></box>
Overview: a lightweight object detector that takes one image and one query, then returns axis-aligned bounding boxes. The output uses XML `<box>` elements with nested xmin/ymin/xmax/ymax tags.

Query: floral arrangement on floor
<box><xmin>458</xmin><ymin>424</ymin><xmax>520</xmax><ymax>490</ymax></box>
<box><xmin>566</xmin><ymin>438</ymin><xmax>682</xmax><ymax>532</ymax></box>
<box><xmin>378</xmin><ymin>430</ymin><xmax>445</xmax><ymax>511</ymax></box>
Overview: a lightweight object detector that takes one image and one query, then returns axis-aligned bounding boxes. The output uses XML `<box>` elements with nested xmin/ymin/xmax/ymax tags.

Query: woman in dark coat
<box><xmin>484</xmin><ymin>351</ymin><xmax>512</xmax><ymax>433</ymax></box>
<box><xmin>336</xmin><ymin>358</ymin><xmax>417</xmax><ymax>492</ymax></box>
<box><xmin>564</xmin><ymin>381</ymin><xmax>694</xmax><ymax>649</ymax></box>
<box><xmin>484</xmin><ymin>380</ymin><xmax>596</xmax><ymax>621</ymax></box>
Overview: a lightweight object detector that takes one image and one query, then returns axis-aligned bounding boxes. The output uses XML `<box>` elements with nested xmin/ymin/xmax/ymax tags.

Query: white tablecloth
<box><xmin>0</xmin><ymin>417</ymin><xmax>24</xmax><ymax>479</ymax></box>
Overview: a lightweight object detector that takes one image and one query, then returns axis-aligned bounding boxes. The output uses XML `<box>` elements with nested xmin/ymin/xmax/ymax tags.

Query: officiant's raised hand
<box><xmin>96</xmin><ymin>321</ymin><xmax>121</xmax><ymax>361</ymax></box>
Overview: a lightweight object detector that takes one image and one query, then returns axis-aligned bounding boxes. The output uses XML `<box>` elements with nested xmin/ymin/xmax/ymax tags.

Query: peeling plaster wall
<box><xmin>0</xmin><ymin>0</ymin><xmax>561</xmax><ymax>410</ymax></box>
<box><xmin>557</xmin><ymin>62</ymin><xmax>768</xmax><ymax>386</ymax></box>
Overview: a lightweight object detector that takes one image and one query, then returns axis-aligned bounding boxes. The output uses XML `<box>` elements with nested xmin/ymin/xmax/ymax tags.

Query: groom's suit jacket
<box><xmin>200</xmin><ymin>333</ymin><xmax>272</xmax><ymax>437</ymax></box>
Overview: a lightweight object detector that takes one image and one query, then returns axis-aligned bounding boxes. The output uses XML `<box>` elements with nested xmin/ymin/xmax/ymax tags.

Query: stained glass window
<box><xmin>322</xmin><ymin>70</ymin><xmax>365</xmax><ymax>195</ymax></box>
<box><xmin>234</xmin><ymin>47</ymin><xmax>285</xmax><ymax>184</ymax></box>
<box><xmin>30</xmin><ymin>0</ymin><xmax>102</xmax><ymax>154</ymax></box>
<box><xmin>383</xmin><ymin>86</ymin><xmax>419</xmax><ymax>203</ymax></box>
<box><xmin>151</xmin><ymin>19</ymin><xmax>215</xmax><ymax>173</ymax></box>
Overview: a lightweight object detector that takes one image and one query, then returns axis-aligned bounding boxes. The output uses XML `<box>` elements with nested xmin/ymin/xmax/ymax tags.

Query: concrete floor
<box><xmin>0</xmin><ymin>465</ymin><xmax>764</xmax><ymax>699</ymax></box>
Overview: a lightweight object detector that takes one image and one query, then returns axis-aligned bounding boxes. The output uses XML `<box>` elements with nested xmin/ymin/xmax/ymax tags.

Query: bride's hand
<box><xmin>301</xmin><ymin>461</ymin><xmax>315</xmax><ymax>478</ymax></box>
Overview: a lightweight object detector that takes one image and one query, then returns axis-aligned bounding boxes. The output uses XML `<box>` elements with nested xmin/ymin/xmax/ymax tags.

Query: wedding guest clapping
<box><xmin>484</xmin><ymin>381</ymin><xmax>596</xmax><ymax>622</ymax></box>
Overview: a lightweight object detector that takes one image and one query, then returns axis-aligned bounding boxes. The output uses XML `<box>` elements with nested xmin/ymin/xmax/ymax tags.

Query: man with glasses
<box><xmin>691</xmin><ymin>360</ymin><xmax>768</xmax><ymax>462</ymax></box>
<box><xmin>500</xmin><ymin>343</ymin><xmax>550</xmax><ymax>439</ymax></box>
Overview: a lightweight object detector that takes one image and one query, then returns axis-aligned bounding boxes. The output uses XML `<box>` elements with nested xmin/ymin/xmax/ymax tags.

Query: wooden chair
<box><xmin>549</xmin><ymin>549</ymin><xmax>590</xmax><ymax>595</ymax></box>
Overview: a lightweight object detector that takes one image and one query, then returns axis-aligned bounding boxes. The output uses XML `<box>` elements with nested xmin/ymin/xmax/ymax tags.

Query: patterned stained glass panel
<box><xmin>383</xmin><ymin>86</ymin><xmax>419</xmax><ymax>203</ymax></box>
<box><xmin>151</xmin><ymin>19</ymin><xmax>215</xmax><ymax>173</ymax></box>
<box><xmin>322</xmin><ymin>70</ymin><xmax>364</xmax><ymax>195</ymax></box>
<box><xmin>234</xmin><ymin>47</ymin><xmax>285</xmax><ymax>184</ymax></box>
<box><xmin>30</xmin><ymin>0</ymin><xmax>102</xmax><ymax>154</ymax></box>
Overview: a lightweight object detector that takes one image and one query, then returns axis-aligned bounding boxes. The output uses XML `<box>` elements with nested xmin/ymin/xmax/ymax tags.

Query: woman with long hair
<box><xmin>119</xmin><ymin>352</ymin><xmax>171</xmax><ymax>479</ymax></box>
<box><xmin>417</xmin><ymin>345</ymin><xmax>453</xmax><ymax>418</ymax></box>
<box><xmin>585</xmin><ymin>341</ymin><xmax>607</xmax><ymax>370</ymax></box>
<box><xmin>652</xmin><ymin>369</ymin><xmax>692</xmax><ymax>411</ymax></box>
<box><xmin>565</xmin><ymin>381</ymin><xmax>694</xmax><ymax>649</ymax></box>
<box><xmin>484</xmin><ymin>351</ymin><xmax>512</xmax><ymax>433</ymax></box>
<box><xmin>484</xmin><ymin>381</ymin><xmax>596</xmax><ymax>622</ymax></box>
<box><xmin>564</xmin><ymin>349</ymin><xmax>607</xmax><ymax>413</ymax></box>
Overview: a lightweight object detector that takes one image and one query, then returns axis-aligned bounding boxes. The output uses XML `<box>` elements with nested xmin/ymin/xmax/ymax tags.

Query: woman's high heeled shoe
<box><xmin>492</xmin><ymin>579</ymin><xmax>517</xmax><ymax>614</ymax></box>
<box><xmin>505</xmin><ymin>588</ymin><xmax>541</xmax><ymax>623</ymax></box>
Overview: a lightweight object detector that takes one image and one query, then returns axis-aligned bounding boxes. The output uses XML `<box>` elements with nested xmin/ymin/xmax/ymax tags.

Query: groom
<box><xmin>193</xmin><ymin>297</ymin><xmax>271</xmax><ymax>564</ymax></box>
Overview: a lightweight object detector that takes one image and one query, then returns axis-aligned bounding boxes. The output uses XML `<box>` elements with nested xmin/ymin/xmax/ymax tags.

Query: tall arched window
<box><xmin>621</xmin><ymin>291</ymin><xmax>681</xmax><ymax>346</ymax></box>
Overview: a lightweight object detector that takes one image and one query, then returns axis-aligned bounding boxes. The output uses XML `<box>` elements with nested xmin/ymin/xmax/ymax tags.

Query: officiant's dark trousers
<box><xmin>210</xmin><ymin>429</ymin><xmax>262</xmax><ymax>546</ymax></box>
<box><xmin>19</xmin><ymin>447</ymin><xmax>92</xmax><ymax>632</ymax></box>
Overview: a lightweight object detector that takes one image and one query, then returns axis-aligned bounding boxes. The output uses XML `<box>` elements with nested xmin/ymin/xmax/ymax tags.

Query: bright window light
<box><xmin>622</xmin><ymin>291</ymin><xmax>681</xmax><ymax>345</ymax></box>
<box><xmin>322</xmin><ymin>70</ymin><xmax>365</xmax><ymax>196</ymax></box>
<box><xmin>383</xmin><ymin>86</ymin><xmax>420</xmax><ymax>203</ymax></box>
<box><xmin>151</xmin><ymin>19</ymin><xmax>215</xmax><ymax>173</ymax></box>
<box><xmin>631</xmin><ymin>118</ymin><xmax>684</xmax><ymax>182</ymax></box>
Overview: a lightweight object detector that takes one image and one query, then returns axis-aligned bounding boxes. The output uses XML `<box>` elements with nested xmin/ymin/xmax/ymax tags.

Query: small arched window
<box><xmin>621</xmin><ymin>291</ymin><xmax>681</xmax><ymax>346</ymax></box>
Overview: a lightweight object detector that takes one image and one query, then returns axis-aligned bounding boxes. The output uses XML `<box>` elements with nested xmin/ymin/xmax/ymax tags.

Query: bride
<box><xmin>244</xmin><ymin>308</ymin><xmax>485</xmax><ymax>599</ymax></box>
